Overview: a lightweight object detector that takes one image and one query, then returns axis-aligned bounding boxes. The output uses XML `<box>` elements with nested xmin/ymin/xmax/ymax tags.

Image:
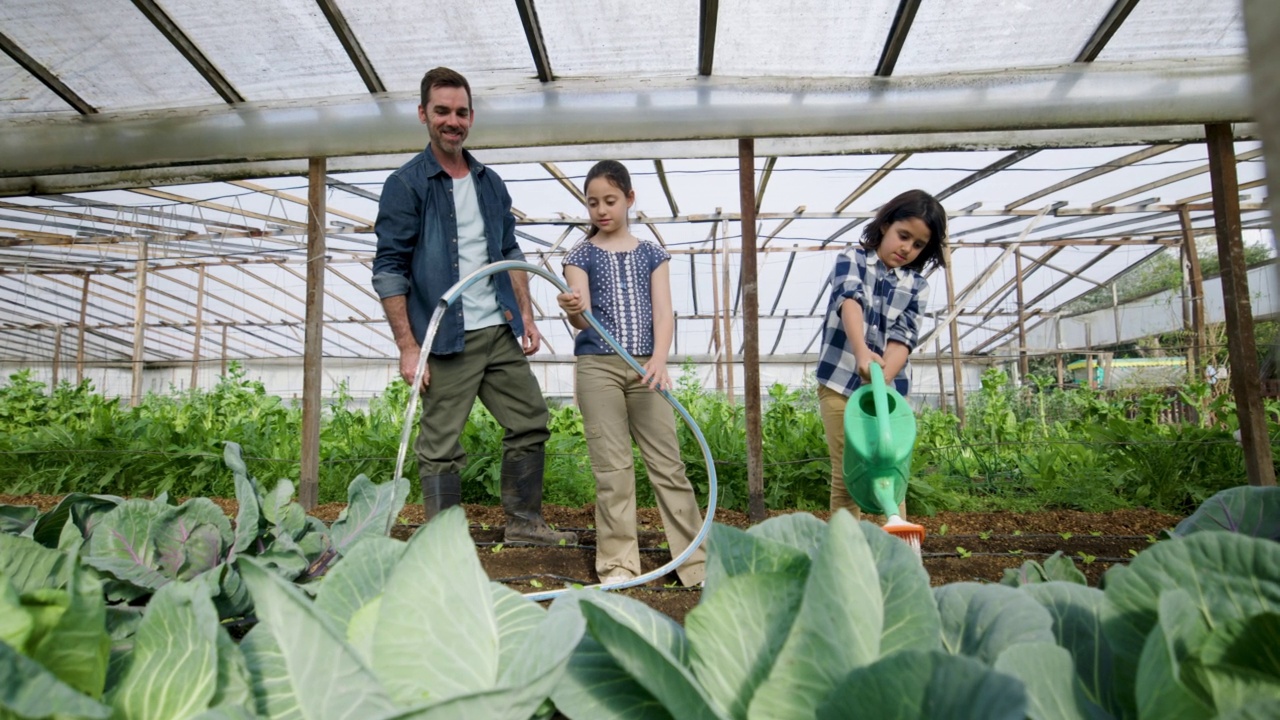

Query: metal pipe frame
<box><xmin>0</xmin><ymin>59</ymin><xmax>1251</xmax><ymax>179</ymax></box>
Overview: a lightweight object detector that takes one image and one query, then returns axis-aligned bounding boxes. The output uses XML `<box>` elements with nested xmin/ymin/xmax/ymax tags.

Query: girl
<box><xmin>557</xmin><ymin>160</ymin><xmax>706</xmax><ymax>587</ymax></box>
<box><xmin>817</xmin><ymin>189</ymin><xmax>947</xmax><ymax>517</ymax></box>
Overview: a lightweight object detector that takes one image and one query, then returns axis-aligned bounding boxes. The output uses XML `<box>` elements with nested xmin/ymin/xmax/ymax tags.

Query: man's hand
<box><xmin>521</xmin><ymin>317</ymin><xmax>542</xmax><ymax>355</ymax></box>
<box><xmin>557</xmin><ymin>289</ymin><xmax>586</xmax><ymax>315</ymax></box>
<box><xmin>855</xmin><ymin>351</ymin><xmax>885</xmax><ymax>382</ymax></box>
<box><xmin>400</xmin><ymin>346</ymin><xmax>429</xmax><ymax>390</ymax></box>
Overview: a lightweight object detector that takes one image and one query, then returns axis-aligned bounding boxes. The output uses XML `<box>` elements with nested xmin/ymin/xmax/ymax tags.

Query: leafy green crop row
<box><xmin>3</xmin><ymin>484</ymin><xmax>1279</xmax><ymax>719</ymax></box>
<box><xmin>2</xmin><ymin>364</ymin><xmax>1276</xmax><ymax>515</ymax></box>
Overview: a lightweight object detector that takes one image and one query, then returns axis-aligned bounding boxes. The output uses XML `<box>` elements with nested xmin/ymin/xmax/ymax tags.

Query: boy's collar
<box><xmin>862</xmin><ymin>247</ymin><xmax>909</xmax><ymax>279</ymax></box>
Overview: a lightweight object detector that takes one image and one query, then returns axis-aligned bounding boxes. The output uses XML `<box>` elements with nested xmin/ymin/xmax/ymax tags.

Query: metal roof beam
<box><xmin>875</xmin><ymin>0</ymin><xmax>922</xmax><ymax>76</ymax></box>
<box><xmin>0</xmin><ymin>31</ymin><xmax>96</xmax><ymax>114</ymax></box>
<box><xmin>1005</xmin><ymin>143</ymin><xmax>1179</xmax><ymax>210</ymax></box>
<box><xmin>1075</xmin><ymin>0</ymin><xmax>1142</xmax><ymax>63</ymax></box>
<box><xmin>3</xmin><ymin>124</ymin><xmax>1257</xmax><ymax>198</ymax></box>
<box><xmin>698</xmin><ymin>0</ymin><xmax>719</xmax><ymax>76</ymax></box>
<box><xmin>314</xmin><ymin>0</ymin><xmax>385</xmax><ymax>93</ymax></box>
<box><xmin>514</xmin><ymin>0</ymin><xmax>554</xmax><ymax>82</ymax></box>
<box><xmin>1091</xmin><ymin>147</ymin><xmax>1264</xmax><ymax>207</ymax></box>
<box><xmin>130</xmin><ymin>0</ymin><xmax>244</xmax><ymax>104</ymax></box>
<box><xmin>934</xmin><ymin>149</ymin><xmax>1040</xmax><ymax>201</ymax></box>
<box><xmin>1</xmin><ymin>60</ymin><xmax>1250</xmax><ymax>179</ymax></box>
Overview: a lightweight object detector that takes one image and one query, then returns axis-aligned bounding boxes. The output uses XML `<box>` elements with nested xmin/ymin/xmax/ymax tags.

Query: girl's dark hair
<box><xmin>583</xmin><ymin>160</ymin><xmax>633</xmax><ymax>238</ymax></box>
<box><xmin>860</xmin><ymin>189</ymin><xmax>948</xmax><ymax>271</ymax></box>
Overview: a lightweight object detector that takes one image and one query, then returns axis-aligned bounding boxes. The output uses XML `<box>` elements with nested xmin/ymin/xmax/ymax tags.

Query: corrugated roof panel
<box><xmin>534</xmin><ymin>0</ymin><xmax>699</xmax><ymax>77</ymax></box>
<box><xmin>715</xmin><ymin>0</ymin><xmax>898</xmax><ymax>77</ymax></box>
<box><xmin>1</xmin><ymin>0</ymin><xmax>222</xmax><ymax>111</ymax></box>
<box><xmin>893</xmin><ymin>0</ymin><xmax>1115</xmax><ymax>75</ymax></box>
<box><xmin>334</xmin><ymin>0</ymin><xmax>536</xmax><ymax>93</ymax></box>
<box><xmin>1098</xmin><ymin>0</ymin><xmax>1245</xmax><ymax>62</ymax></box>
<box><xmin>155</xmin><ymin>0</ymin><xmax>369</xmax><ymax>100</ymax></box>
<box><xmin>0</xmin><ymin>52</ymin><xmax>77</xmax><ymax>116</ymax></box>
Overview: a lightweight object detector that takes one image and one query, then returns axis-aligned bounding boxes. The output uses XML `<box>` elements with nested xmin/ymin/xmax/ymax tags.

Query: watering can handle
<box><xmin>869</xmin><ymin>362</ymin><xmax>894</xmax><ymax>459</ymax></box>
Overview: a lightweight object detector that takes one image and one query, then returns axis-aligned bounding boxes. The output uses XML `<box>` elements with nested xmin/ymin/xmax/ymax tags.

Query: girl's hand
<box><xmin>641</xmin><ymin>358</ymin><xmax>672</xmax><ymax>392</ymax></box>
<box><xmin>856</xmin><ymin>352</ymin><xmax>885</xmax><ymax>382</ymax></box>
<box><xmin>557</xmin><ymin>289</ymin><xmax>586</xmax><ymax>315</ymax></box>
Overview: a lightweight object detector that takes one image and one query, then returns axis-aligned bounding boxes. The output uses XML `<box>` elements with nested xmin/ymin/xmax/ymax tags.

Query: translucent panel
<box><xmin>1</xmin><ymin>0</ymin><xmax>221</xmax><ymax>111</ymax></box>
<box><xmin>0</xmin><ymin>53</ymin><xmax>77</xmax><ymax>116</ymax></box>
<box><xmin>155</xmin><ymin>0</ymin><xmax>368</xmax><ymax>100</ymax></box>
<box><xmin>894</xmin><ymin>0</ymin><xmax>1115</xmax><ymax>75</ymax></box>
<box><xmin>335</xmin><ymin>0</ymin><xmax>536</xmax><ymax>94</ymax></box>
<box><xmin>536</xmin><ymin>0</ymin><xmax>699</xmax><ymax>76</ymax></box>
<box><xmin>1098</xmin><ymin>0</ymin><xmax>1245</xmax><ymax>62</ymax></box>
<box><xmin>715</xmin><ymin>0</ymin><xmax>898</xmax><ymax>76</ymax></box>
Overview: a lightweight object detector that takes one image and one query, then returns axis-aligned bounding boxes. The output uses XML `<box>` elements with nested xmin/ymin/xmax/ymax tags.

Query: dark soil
<box><xmin>1</xmin><ymin>493</ymin><xmax>1182</xmax><ymax>625</ymax></box>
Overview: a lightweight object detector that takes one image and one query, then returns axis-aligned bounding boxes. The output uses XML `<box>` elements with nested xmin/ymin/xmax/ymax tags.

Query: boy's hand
<box><xmin>557</xmin><ymin>289</ymin><xmax>586</xmax><ymax>315</ymax></box>
<box><xmin>856</xmin><ymin>351</ymin><xmax>885</xmax><ymax>382</ymax></box>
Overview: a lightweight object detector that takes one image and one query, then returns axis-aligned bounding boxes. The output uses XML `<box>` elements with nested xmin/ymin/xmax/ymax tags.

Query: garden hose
<box><xmin>394</xmin><ymin>260</ymin><xmax>718</xmax><ymax>601</ymax></box>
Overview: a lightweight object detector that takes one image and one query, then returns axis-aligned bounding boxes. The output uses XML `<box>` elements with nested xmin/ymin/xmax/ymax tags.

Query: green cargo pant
<box><xmin>414</xmin><ymin>325</ymin><xmax>550</xmax><ymax>476</ymax></box>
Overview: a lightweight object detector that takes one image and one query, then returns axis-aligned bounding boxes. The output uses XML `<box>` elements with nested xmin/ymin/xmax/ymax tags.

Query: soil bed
<box><xmin>1</xmin><ymin>493</ymin><xmax>1182</xmax><ymax>625</ymax></box>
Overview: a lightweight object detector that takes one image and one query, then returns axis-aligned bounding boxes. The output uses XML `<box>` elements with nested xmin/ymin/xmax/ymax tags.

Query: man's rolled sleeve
<box><xmin>372</xmin><ymin>174</ymin><xmax>418</xmax><ymax>299</ymax></box>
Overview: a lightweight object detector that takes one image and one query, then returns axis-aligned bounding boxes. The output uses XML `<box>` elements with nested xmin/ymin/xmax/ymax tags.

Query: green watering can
<box><xmin>843</xmin><ymin>362</ymin><xmax>926</xmax><ymax>553</ymax></box>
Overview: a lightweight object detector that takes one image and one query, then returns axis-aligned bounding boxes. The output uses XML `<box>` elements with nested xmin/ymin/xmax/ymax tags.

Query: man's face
<box><xmin>418</xmin><ymin>85</ymin><xmax>472</xmax><ymax>156</ymax></box>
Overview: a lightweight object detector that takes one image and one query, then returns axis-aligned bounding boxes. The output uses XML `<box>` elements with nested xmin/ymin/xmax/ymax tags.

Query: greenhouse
<box><xmin>2</xmin><ymin>0</ymin><xmax>1280</xmax><ymax>718</ymax></box>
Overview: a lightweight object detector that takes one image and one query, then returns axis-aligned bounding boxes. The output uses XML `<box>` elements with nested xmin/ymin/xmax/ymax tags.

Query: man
<box><xmin>372</xmin><ymin>67</ymin><xmax>575</xmax><ymax>546</ymax></box>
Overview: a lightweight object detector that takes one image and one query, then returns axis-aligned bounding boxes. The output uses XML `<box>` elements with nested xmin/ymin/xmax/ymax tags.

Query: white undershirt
<box><xmin>453</xmin><ymin>173</ymin><xmax>504</xmax><ymax>330</ymax></box>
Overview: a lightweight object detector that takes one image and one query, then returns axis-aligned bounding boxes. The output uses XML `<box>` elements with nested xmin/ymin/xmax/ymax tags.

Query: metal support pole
<box><xmin>709</xmin><ymin>229</ymin><xmax>724</xmax><ymax>392</ymax></box>
<box><xmin>1111</xmin><ymin>282</ymin><xmax>1122</xmax><ymax>346</ymax></box>
<box><xmin>720</xmin><ymin>218</ymin><xmax>735</xmax><ymax>403</ymax></box>
<box><xmin>220</xmin><ymin>324</ymin><xmax>228</xmax><ymax>376</ymax></box>
<box><xmin>934</xmin><ymin>335</ymin><xmax>948</xmax><ymax>411</ymax></box>
<box><xmin>300</xmin><ymin>157</ymin><xmax>327</xmax><ymax>509</ymax></box>
<box><xmin>190</xmin><ymin>265</ymin><xmax>205</xmax><ymax>391</ymax></box>
<box><xmin>52</xmin><ymin>326</ymin><xmax>61</xmax><ymax>386</ymax></box>
<box><xmin>1015</xmin><ymin>249</ymin><xmax>1028</xmax><ymax>378</ymax></box>
<box><xmin>130</xmin><ymin>240</ymin><xmax>148</xmax><ymax>406</ymax></box>
<box><xmin>76</xmin><ymin>273</ymin><xmax>89</xmax><ymax>383</ymax></box>
<box><xmin>941</xmin><ymin>241</ymin><xmax>965</xmax><ymax>424</ymax></box>
<box><xmin>739</xmin><ymin>139</ymin><xmax>766</xmax><ymax>522</ymax></box>
<box><xmin>1205</xmin><ymin>123</ymin><xmax>1275</xmax><ymax>486</ymax></box>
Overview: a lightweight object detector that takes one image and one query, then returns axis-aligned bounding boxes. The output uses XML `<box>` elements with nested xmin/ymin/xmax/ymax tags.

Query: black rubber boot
<box><xmin>501</xmin><ymin>449</ymin><xmax>578</xmax><ymax>546</ymax></box>
<box><xmin>420</xmin><ymin>473</ymin><xmax>461</xmax><ymax>523</ymax></box>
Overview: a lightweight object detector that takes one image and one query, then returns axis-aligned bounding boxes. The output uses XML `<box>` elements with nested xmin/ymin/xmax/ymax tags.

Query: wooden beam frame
<box><xmin>0</xmin><ymin>31</ymin><xmax>96</xmax><ymax>114</ymax></box>
<box><xmin>739</xmin><ymin>138</ymin><xmax>766</xmax><ymax>522</ymax></box>
<box><xmin>1005</xmin><ymin>144</ymin><xmax>1180</xmax><ymax>210</ymax></box>
<box><xmin>130</xmin><ymin>0</ymin><xmax>244</xmax><ymax>103</ymax></box>
<box><xmin>698</xmin><ymin>0</ymin><xmax>719</xmax><ymax>76</ymax></box>
<box><xmin>1075</xmin><ymin>0</ymin><xmax>1141</xmax><ymax>62</ymax></box>
<box><xmin>300</xmin><ymin>158</ymin><xmax>326</xmax><ymax>509</ymax></box>
<box><xmin>875</xmin><ymin>0</ymin><xmax>922</xmax><ymax>76</ymax></box>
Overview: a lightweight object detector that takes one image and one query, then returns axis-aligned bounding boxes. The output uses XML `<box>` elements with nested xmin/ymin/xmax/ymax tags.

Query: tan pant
<box><xmin>819</xmin><ymin>384</ymin><xmax>906</xmax><ymax>519</ymax></box>
<box><xmin>577</xmin><ymin>354</ymin><xmax>706</xmax><ymax>586</ymax></box>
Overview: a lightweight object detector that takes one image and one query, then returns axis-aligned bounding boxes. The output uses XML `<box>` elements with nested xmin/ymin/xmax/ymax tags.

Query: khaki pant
<box><xmin>819</xmin><ymin>384</ymin><xmax>906</xmax><ymax>518</ymax></box>
<box><xmin>577</xmin><ymin>354</ymin><xmax>706</xmax><ymax>586</ymax></box>
<box><xmin>415</xmin><ymin>325</ymin><xmax>550</xmax><ymax>476</ymax></box>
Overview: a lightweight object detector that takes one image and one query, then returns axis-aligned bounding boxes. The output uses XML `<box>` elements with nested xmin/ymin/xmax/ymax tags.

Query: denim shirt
<box><xmin>372</xmin><ymin>146</ymin><xmax>526</xmax><ymax>355</ymax></box>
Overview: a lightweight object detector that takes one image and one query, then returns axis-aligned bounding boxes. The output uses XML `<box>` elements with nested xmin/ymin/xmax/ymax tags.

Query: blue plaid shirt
<box><xmin>816</xmin><ymin>247</ymin><xmax>929</xmax><ymax>397</ymax></box>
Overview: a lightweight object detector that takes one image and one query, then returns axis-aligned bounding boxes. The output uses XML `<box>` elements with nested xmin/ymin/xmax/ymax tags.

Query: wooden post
<box><xmin>721</xmin><ymin>218</ymin><xmax>735</xmax><ymax>403</ymax></box>
<box><xmin>1014</xmin><ymin>249</ymin><xmax>1028</xmax><ymax>379</ymax></box>
<box><xmin>1111</xmin><ymin>282</ymin><xmax>1122</xmax><ymax>347</ymax></box>
<box><xmin>1179</xmin><ymin>238</ymin><xmax>1194</xmax><ymax>379</ymax></box>
<box><xmin>190</xmin><ymin>265</ymin><xmax>206</xmax><ymax>391</ymax></box>
<box><xmin>130</xmin><ymin>240</ymin><xmax>148</xmax><ymax>407</ymax></box>
<box><xmin>739</xmin><ymin>139</ymin><xmax>766</xmax><ymax>522</ymax></box>
<box><xmin>1205</xmin><ymin>123</ymin><xmax>1276</xmax><ymax>486</ymax></box>
<box><xmin>220</xmin><ymin>324</ymin><xmax>228</xmax><ymax>376</ymax></box>
<box><xmin>52</xmin><ymin>326</ymin><xmax>62</xmax><ymax>386</ymax></box>
<box><xmin>1102</xmin><ymin>351</ymin><xmax>1114</xmax><ymax>389</ymax></box>
<box><xmin>1179</xmin><ymin>206</ymin><xmax>1207</xmax><ymax>380</ymax></box>
<box><xmin>300</xmin><ymin>157</ymin><xmax>327</xmax><ymax>509</ymax></box>
<box><xmin>1085</xmin><ymin>323</ymin><xmax>1095</xmax><ymax>389</ymax></box>
<box><xmin>941</xmin><ymin>241</ymin><xmax>966</xmax><ymax>424</ymax></box>
<box><xmin>76</xmin><ymin>273</ymin><xmax>89</xmax><ymax>383</ymax></box>
<box><xmin>934</xmin><ymin>335</ymin><xmax>948</xmax><ymax>410</ymax></box>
